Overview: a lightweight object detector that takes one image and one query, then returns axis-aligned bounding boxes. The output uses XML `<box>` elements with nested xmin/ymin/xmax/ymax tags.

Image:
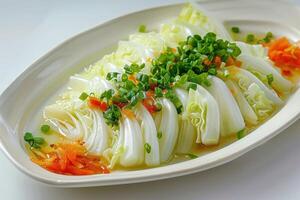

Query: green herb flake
<box><xmin>231</xmin><ymin>26</ymin><xmax>240</xmax><ymax>33</ymax></box>
<box><xmin>237</xmin><ymin>129</ymin><xmax>245</xmax><ymax>139</ymax></box>
<box><xmin>246</xmin><ymin>34</ymin><xmax>255</xmax><ymax>43</ymax></box>
<box><xmin>24</xmin><ymin>132</ymin><xmax>45</xmax><ymax>149</ymax></box>
<box><xmin>187</xmin><ymin>153</ymin><xmax>198</xmax><ymax>159</ymax></box>
<box><xmin>103</xmin><ymin>105</ymin><xmax>121</xmax><ymax>127</ymax></box>
<box><xmin>267</xmin><ymin>74</ymin><xmax>274</xmax><ymax>85</ymax></box>
<box><xmin>100</xmin><ymin>89</ymin><xmax>115</xmax><ymax>102</ymax></box>
<box><xmin>187</xmin><ymin>83</ymin><xmax>197</xmax><ymax>91</ymax></box>
<box><xmin>79</xmin><ymin>92</ymin><xmax>89</xmax><ymax>101</ymax></box>
<box><xmin>157</xmin><ymin>131</ymin><xmax>162</xmax><ymax>139</ymax></box>
<box><xmin>263</xmin><ymin>32</ymin><xmax>273</xmax><ymax>43</ymax></box>
<box><xmin>138</xmin><ymin>24</ymin><xmax>147</xmax><ymax>33</ymax></box>
<box><xmin>40</xmin><ymin>124</ymin><xmax>50</xmax><ymax>134</ymax></box>
<box><xmin>154</xmin><ymin>87</ymin><xmax>163</xmax><ymax>98</ymax></box>
<box><xmin>144</xmin><ymin>143</ymin><xmax>152</xmax><ymax>154</ymax></box>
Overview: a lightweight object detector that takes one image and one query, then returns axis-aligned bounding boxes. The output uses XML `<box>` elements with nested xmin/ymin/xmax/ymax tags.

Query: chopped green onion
<box><xmin>40</xmin><ymin>124</ymin><xmax>50</xmax><ymax>134</ymax></box>
<box><xmin>165</xmin><ymin>90</ymin><xmax>183</xmax><ymax>114</ymax></box>
<box><xmin>208</xmin><ymin>68</ymin><xmax>217</xmax><ymax>75</ymax></box>
<box><xmin>154</xmin><ymin>87</ymin><xmax>163</xmax><ymax>97</ymax></box>
<box><xmin>267</xmin><ymin>74</ymin><xmax>274</xmax><ymax>85</ymax></box>
<box><xmin>100</xmin><ymin>89</ymin><xmax>114</xmax><ymax>102</ymax></box>
<box><xmin>187</xmin><ymin>153</ymin><xmax>198</xmax><ymax>159</ymax></box>
<box><xmin>24</xmin><ymin>132</ymin><xmax>45</xmax><ymax>149</ymax></box>
<box><xmin>103</xmin><ymin>105</ymin><xmax>121</xmax><ymax>127</ymax></box>
<box><xmin>231</xmin><ymin>26</ymin><xmax>240</xmax><ymax>33</ymax></box>
<box><xmin>144</xmin><ymin>143</ymin><xmax>151</xmax><ymax>154</ymax></box>
<box><xmin>263</xmin><ymin>32</ymin><xmax>273</xmax><ymax>43</ymax></box>
<box><xmin>237</xmin><ymin>129</ymin><xmax>245</xmax><ymax>139</ymax></box>
<box><xmin>138</xmin><ymin>24</ymin><xmax>147</xmax><ymax>33</ymax></box>
<box><xmin>124</xmin><ymin>63</ymin><xmax>145</xmax><ymax>74</ymax></box>
<box><xmin>157</xmin><ymin>131</ymin><xmax>162</xmax><ymax>139</ymax></box>
<box><xmin>187</xmin><ymin>83</ymin><xmax>197</xmax><ymax>91</ymax></box>
<box><xmin>79</xmin><ymin>92</ymin><xmax>89</xmax><ymax>101</ymax></box>
<box><xmin>246</xmin><ymin>34</ymin><xmax>255</xmax><ymax>43</ymax></box>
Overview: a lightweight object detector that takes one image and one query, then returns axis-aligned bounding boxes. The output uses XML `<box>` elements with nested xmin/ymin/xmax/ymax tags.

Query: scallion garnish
<box><xmin>40</xmin><ymin>124</ymin><xmax>50</xmax><ymax>134</ymax></box>
<box><xmin>103</xmin><ymin>105</ymin><xmax>121</xmax><ymax>127</ymax></box>
<box><xmin>24</xmin><ymin>132</ymin><xmax>45</xmax><ymax>149</ymax></box>
<box><xmin>79</xmin><ymin>92</ymin><xmax>89</xmax><ymax>101</ymax></box>
<box><xmin>237</xmin><ymin>129</ymin><xmax>245</xmax><ymax>139</ymax></box>
<box><xmin>231</xmin><ymin>26</ymin><xmax>240</xmax><ymax>33</ymax></box>
<box><xmin>246</xmin><ymin>34</ymin><xmax>255</xmax><ymax>43</ymax></box>
<box><xmin>267</xmin><ymin>74</ymin><xmax>274</xmax><ymax>85</ymax></box>
<box><xmin>157</xmin><ymin>131</ymin><xmax>162</xmax><ymax>139</ymax></box>
<box><xmin>144</xmin><ymin>143</ymin><xmax>151</xmax><ymax>154</ymax></box>
<box><xmin>187</xmin><ymin>153</ymin><xmax>198</xmax><ymax>159</ymax></box>
<box><xmin>138</xmin><ymin>24</ymin><xmax>147</xmax><ymax>33</ymax></box>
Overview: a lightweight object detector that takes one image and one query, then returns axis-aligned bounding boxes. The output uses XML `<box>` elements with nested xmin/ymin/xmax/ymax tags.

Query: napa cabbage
<box><xmin>177</xmin><ymin>3</ymin><xmax>232</xmax><ymax>40</ymax></box>
<box><xmin>134</xmin><ymin>104</ymin><xmax>160</xmax><ymax>166</ymax></box>
<box><xmin>205</xmin><ymin>76</ymin><xmax>245</xmax><ymax>136</ymax></box>
<box><xmin>238</xmin><ymin>54</ymin><xmax>293</xmax><ymax>93</ymax></box>
<box><xmin>156</xmin><ymin>98</ymin><xmax>179</xmax><ymax>162</ymax></box>
<box><xmin>129</xmin><ymin>32</ymin><xmax>166</xmax><ymax>56</ymax></box>
<box><xmin>174</xmin><ymin>88</ymin><xmax>196</xmax><ymax>154</ymax></box>
<box><xmin>185</xmin><ymin>84</ymin><xmax>220</xmax><ymax>145</ymax></box>
<box><xmin>225</xmin><ymin>80</ymin><xmax>258</xmax><ymax>125</ymax></box>
<box><xmin>228</xmin><ymin>66</ymin><xmax>280</xmax><ymax>120</ymax></box>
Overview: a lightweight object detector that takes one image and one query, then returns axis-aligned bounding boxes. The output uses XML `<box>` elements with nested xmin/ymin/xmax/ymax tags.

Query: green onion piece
<box><xmin>231</xmin><ymin>26</ymin><xmax>240</xmax><ymax>33</ymax></box>
<box><xmin>103</xmin><ymin>105</ymin><xmax>121</xmax><ymax>127</ymax></box>
<box><xmin>174</xmin><ymin>74</ymin><xmax>188</xmax><ymax>87</ymax></box>
<box><xmin>24</xmin><ymin>132</ymin><xmax>45</xmax><ymax>149</ymax></box>
<box><xmin>165</xmin><ymin>90</ymin><xmax>183</xmax><ymax>114</ymax></box>
<box><xmin>157</xmin><ymin>131</ymin><xmax>162</xmax><ymax>139</ymax></box>
<box><xmin>187</xmin><ymin>153</ymin><xmax>198</xmax><ymax>159</ymax></box>
<box><xmin>100</xmin><ymin>89</ymin><xmax>114</xmax><ymax>102</ymax></box>
<box><xmin>208</xmin><ymin>68</ymin><xmax>217</xmax><ymax>75</ymax></box>
<box><xmin>79</xmin><ymin>92</ymin><xmax>89</xmax><ymax>101</ymax></box>
<box><xmin>138</xmin><ymin>24</ymin><xmax>147</xmax><ymax>33</ymax></box>
<box><xmin>237</xmin><ymin>129</ymin><xmax>245</xmax><ymax>139</ymax></box>
<box><xmin>267</xmin><ymin>74</ymin><xmax>274</xmax><ymax>85</ymax></box>
<box><xmin>144</xmin><ymin>143</ymin><xmax>151</xmax><ymax>154</ymax></box>
<box><xmin>40</xmin><ymin>124</ymin><xmax>50</xmax><ymax>134</ymax></box>
<box><xmin>154</xmin><ymin>87</ymin><xmax>163</xmax><ymax>97</ymax></box>
<box><xmin>187</xmin><ymin>83</ymin><xmax>197</xmax><ymax>91</ymax></box>
<box><xmin>246</xmin><ymin>34</ymin><xmax>255</xmax><ymax>43</ymax></box>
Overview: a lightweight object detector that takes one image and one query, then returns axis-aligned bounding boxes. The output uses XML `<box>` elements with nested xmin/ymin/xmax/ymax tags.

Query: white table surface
<box><xmin>1</xmin><ymin>0</ymin><xmax>300</xmax><ymax>199</ymax></box>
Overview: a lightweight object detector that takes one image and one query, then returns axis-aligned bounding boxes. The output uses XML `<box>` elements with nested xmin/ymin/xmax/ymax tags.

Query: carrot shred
<box><xmin>30</xmin><ymin>142</ymin><xmax>110</xmax><ymax>175</ymax></box>
<box><xmin>267</xmin><ymin>37</ymin><xmax>300</xmax><ymax>75</ymax></box>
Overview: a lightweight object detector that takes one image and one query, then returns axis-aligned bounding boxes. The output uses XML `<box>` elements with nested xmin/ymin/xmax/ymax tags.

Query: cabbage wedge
<box><xmin>205</xmin><ymin>76</ymin><xmax>245</xmax><ymax>136</ymax></box>
<box><xmin>175</xmin><ymin>88</ymin><xmax>196</xmax><ymax>154</ymax></box>
<box><xmin>178</xmin><ymin>3</ymin><xmax>232</xmax><ymax>40</ymax></box>
<box><xmin>186</xmin><ymin>84</ymin><xmax>220</xmax><ymax>145</ymax></box>
<box><xmin>228</xmin><ymin>66</ymin><xmax>281</xmax><ymax>120</ymax></box>
<box><xmin>225</xmin><ymin>80</ymin><xmax>258</xmax><ymax>125</ymax></box>
<box><xmin>156</xmin><ymin>98</ymin><xmax>179</xmax><ymax>162</ymax></box>
<box><xmin>238</xmin><ymin>54</ymin><xmax>293</xmax><ymax>93</ymax></box>
<box><xmin>119</xmin><ymin>117</ymin><xmax>144</xmax><ymax>167</ymax></box>
<box><xmin>134</xmin><ymin>103</ymin><xmax>160</xmax><ymax>166</ymax></box>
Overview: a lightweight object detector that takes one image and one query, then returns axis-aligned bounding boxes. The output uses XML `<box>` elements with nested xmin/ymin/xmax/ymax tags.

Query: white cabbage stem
<box><xmin>157</xmin><ymin>98</ymin><xmax>179</xmax><ymax>162</ymax></box>
<box><xmin>238</xmin><ymin>54</ymin><xmax>293</xmax><ymax>93</ymax></box>
<box><xmin>119</xmin><ymin>117</ymin><xmax>144</xmax><ymax>167</ymax></box>
<box><xmin>225</xmin><ymin>80</ymin><xmax>258</xmax><ymax>125</ymax></box>
<box><xmin>174</xmin><ymin>88</ymin><xmax>196</xmax><ymax>154</ymax></box>
<box><xmin>186</xmin><ymin>85</ymin><xmax>220</xmax><ymax>145</ymax></box>
<box><xmin>134</xmin><ymin>104</ymin><xmax>160</xmax><ymax>166</ymax></box>
<box><xmin>205</xmin><ymin>76</ymin><xmax>245</xmax><ymax>136</ymax></box>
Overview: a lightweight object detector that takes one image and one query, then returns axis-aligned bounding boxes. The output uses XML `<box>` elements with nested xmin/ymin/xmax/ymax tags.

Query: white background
<box><xmin>1</xmin><ymin>0</ymin><xmax>300</xmax><ymax>199</ymax></box>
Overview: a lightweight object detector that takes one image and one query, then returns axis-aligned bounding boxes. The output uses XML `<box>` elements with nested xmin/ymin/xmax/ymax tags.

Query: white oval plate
<box><xmin>1</xmin><ymin>0</ymin><xmax>300</xmax><ymax>187</ymax></box>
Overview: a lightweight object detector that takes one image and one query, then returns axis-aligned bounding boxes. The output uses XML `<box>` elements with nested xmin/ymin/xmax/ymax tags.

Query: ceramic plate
<box><xmin>0</xmin><ymin>0</ymin><xmax>300</xmax><ymax>187</ymax></box>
